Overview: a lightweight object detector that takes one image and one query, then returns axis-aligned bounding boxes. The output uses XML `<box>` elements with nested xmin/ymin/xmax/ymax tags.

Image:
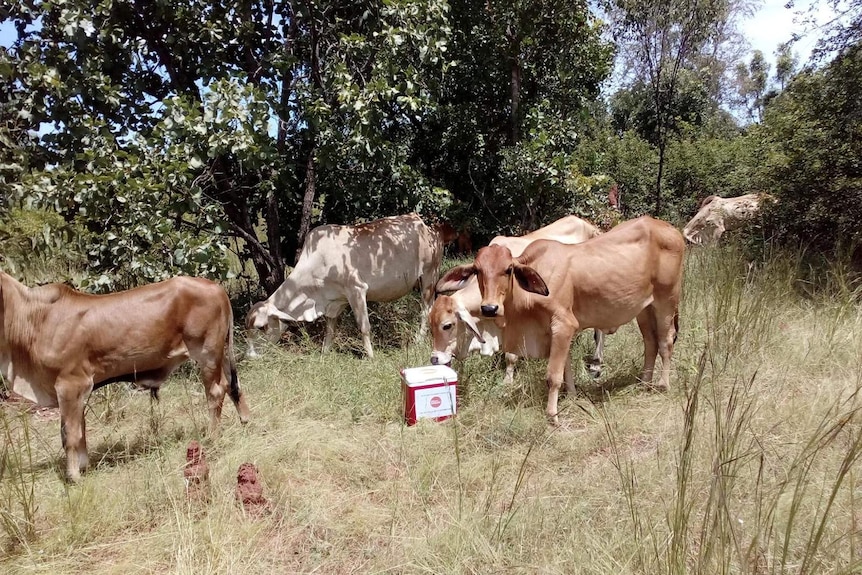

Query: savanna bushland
<box><xmin>2</xmin><ymin>0</ymin><xmax>862</xmax><ymax>573</ymax></box>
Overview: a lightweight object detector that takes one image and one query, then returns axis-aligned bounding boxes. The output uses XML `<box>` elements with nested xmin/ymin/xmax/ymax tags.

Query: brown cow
<box><xmin>430</xmin><ymin>215</ymin><xmax>606</xmax><ymax>384</ymax></box>
<box><xmin>436</xmin><ymin>216</ymin><xmax>684</xmax><ymax>424</ymax></box>
<box><xmin>246</xmin><ymin>213</ymin><xmax>445</xmax><ymax>358</ymax></box>
<box><xmin>0</xmin><ymin>273</ymin><xmax>251</xmax><ymax>482</ymax></box>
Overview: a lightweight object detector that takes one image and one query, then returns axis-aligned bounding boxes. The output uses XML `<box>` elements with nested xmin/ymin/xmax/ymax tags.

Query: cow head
<box><xmin>244</xmin><ymin>301</ymin><xmax>286</xmax><ymax>356</ymax></box>
<box><xmin>683</xmin><ymin>211</ymin><xmax>725</xmax><ymax>246</ymax></box>
<box><xmin>428</xmin><ymin>294</ymin><xmax>485</xmax><ymax>366</ymax></box>
<box><xmin>436</xmin><ymin>245</ymin><xmax>549</xmax><ymax>319</ymax></box>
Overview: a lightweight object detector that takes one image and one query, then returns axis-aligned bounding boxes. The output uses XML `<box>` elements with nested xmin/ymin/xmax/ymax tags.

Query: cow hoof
<box><xmin>587</xmin><ymin>364</ymin><xmax>603</xmax><ymax>379</ymax></box>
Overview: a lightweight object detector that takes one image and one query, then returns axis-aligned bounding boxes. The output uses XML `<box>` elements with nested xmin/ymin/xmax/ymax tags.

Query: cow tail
<box><xmin>673</xmin><ymin>311</ymin><xmax>680</xmax><ymax>344</ymax></box>
<box><xmin>226</xmin><ymin>311</ymin><xmax>242</xmax><ymax>405</ymax></box>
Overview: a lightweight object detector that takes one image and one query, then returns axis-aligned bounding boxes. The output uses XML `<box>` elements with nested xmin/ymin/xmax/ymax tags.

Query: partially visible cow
<box><xmin>0</xmin><ymin>273</ymin><xmax>251</xmax><ymax>482</ymax></box>
<box><xmin>245</xmin><ymin>213</ymin><xmax>445</xmax><ymax>358</ymax></box>
<box><xmin>683</xmin><ymin>193</ymin><xmax>771</xmax><ymax>245</ymax></box>
<box><xmin>430</xmin><ymin>215</ymin><xmax>605</xmax><ymax>385</ymax></box>
<box><xmin>436</xmin><ymin>216</ymin><xmax>685</xmax><ymax>424</ymax></box>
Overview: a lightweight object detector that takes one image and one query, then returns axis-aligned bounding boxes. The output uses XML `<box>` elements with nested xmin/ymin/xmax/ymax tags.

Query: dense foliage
<box><xmin>758</xmin><ymin>44</ymin><xmax>862</xmax><ymax>256</ymax></box>
<box><xmin>1</xmin><ymin>0</ymin><xmax>861</xmax><ymax>290</ymax></box>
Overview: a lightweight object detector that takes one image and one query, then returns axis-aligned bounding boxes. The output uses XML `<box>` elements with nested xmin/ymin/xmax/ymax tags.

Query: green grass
<box><xmin>2</xmin><ymin>245</ymin><xmax>862</xmax><ymax>574</ymax></box>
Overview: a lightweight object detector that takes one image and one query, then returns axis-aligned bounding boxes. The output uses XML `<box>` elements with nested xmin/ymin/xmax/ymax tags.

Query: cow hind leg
<box><xmin>654</xmin><ymin>308</ymin><xmax>679</xmax><ymax>392</ymax></box>
<box><xmin>227</xmin><ymin>365</ymin><xmax>251</xmax><ymax>424</ymax></box>
<box><xmin>636</xmin><ymin>308</ymin><xmax>659</xmax><ymax>387</ymax></box>
<box><xmin>587</xmin><ymin>329</ymin><xmax>605</xmax><ymax>378</ymax></box>
<box><xmin>564</xmin><ymin>359</ymin><xmax>576</xmax><ymax>394</ymax></box>
<box><xmin>199</xmin><ymin>364</ymin><xmax>228</xmax><ymax>434</ymax></box>
<box><xmin>57</xmin><ymin>379</ymin><xmax>91</xmax><ymax>483</ymax></box>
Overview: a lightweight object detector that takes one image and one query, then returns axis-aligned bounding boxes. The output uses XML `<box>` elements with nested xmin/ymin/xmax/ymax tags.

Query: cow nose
<box><xmin>480</xmin><ymin>304</ymin><xmax>498</xmax><ymax>317</ymax></box>
<box><xmin>430</xmin><ymin>355</ymin><xmax>439</xmax><ymax>365</ymax></box>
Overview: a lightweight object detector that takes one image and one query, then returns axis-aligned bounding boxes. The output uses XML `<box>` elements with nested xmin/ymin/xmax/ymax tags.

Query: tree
<box><xmin>607</xmin><ymin>0</ymin><xmax>748</xmax><ymax>214</ymax></box>
<box><xmin>410</xmin><ymin>0</ymin><xmax>614</xmax><ymax>239</ymax></box>
<box><xmin>774</xmin><ymin>43</ymin><xmax>799</xmax><ymax>89</ymax></box>
<box><xmin>760</xmin><ymin>43</ymin><xmax>862</xmax><ymax>255</ymax></box>
<box><xmin>733</xmin><ymin>50</ymin><xmax>769</xmax><ymax>121</ymax></box>
<box><xmin>1</xmin><ymin>0</ymin><xmax>453</xmax><ymax>292</ymax></box>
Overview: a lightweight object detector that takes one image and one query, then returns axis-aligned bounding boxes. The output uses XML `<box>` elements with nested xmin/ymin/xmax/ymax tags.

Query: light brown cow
<box><xmin>245</xmin><ymin>213</ymin><xmax>444</xmax><ymax>358</ymax></box>
<box><xmin>683</xmin><ymin>193</ymin><xmax>771</xmax><ymax>245</ymax></box>
<box><xmin>436</xmin><ymin>216</ymin><xmax>684</xmax><ymax>424</ymax></box>
<box><xmin>430</xmin><ymin>215</ymin><xmax>605</xmax><ymax>384</ymax></box>
<box><xmin>0</xmin><ymin>273</ymin><xmax>251</xmax><ymax>482</ymax></box>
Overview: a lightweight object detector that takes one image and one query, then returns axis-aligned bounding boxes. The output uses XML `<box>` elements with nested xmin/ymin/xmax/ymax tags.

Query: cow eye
<box><xmin>505</xmin><ymin>266</ymin><xmax>513</xmax><ymax>275</ymax></box>
<box><xmin>442</xmin><ymin>322</ymin><xmax>453</xmax><ymax>331</ymax></box>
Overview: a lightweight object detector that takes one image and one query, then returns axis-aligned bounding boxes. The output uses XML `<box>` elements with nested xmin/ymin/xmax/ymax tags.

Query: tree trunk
<box><xmin>265</xmin><ymin>188</ymin><xmax>284</xmax><ymax>283</ymax></box>
<box><xmin>511</xmin><ymin>57</ymin><xmax>521</xmax><ymax>144</ymax></box>
<box><xmin>296</xmin><ymin>146</ymin><xmax>317</xmax><ymax>262</ymax></box>
<box><xmin>655</xmin><ymin>139</ymin><xmax>665</xmax><ymax>215</ymax></box>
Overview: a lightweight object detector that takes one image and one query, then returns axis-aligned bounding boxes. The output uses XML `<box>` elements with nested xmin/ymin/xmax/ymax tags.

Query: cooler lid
<box><xmin>401</xmin><ymin>365</ymin><xmax>458</xmax><ymax>386</ymax></box>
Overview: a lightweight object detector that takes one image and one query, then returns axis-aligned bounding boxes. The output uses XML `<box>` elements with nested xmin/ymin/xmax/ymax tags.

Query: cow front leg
<box><xmin>323</xmin><ymin>315</ymin><xmax>338</xmax><ymax>354</ymax></box>
<box><xmin>322</xmin><ymin>303</ymin><xmax>346</xmax><ymax>354</ymax></box>
<box><xmin>57</xmin><ymin>379</ymin><xmax>91</xmax><ymax>483</ymax></box>
<box><xmin>347</xmin><ymin>287</ymin><xmax>374</xmax><ymax>358</ymax></box>
<box><xmin>546</xmin><ymin>323</ymin><xmax>576</xmax><ymax>425</ymax></box>
<box><xmin>587</xmin><ymin>329</ymin><xmax>605</xmax><ymax>378</ymax></box>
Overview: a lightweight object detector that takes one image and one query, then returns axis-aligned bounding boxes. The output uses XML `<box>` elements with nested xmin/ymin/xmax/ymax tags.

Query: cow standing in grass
<box><xmin>245</xmin><ymin>213</ymin><xmax>445</xmax><ymax>358</ymax></box>
<box><xmin>0</xmin><ymin>273</ymin><xmax>251</xmax><ymax>482</ymax></box>
<box><xmin>430</xmin><ymin>215</ymin><xmax>607</xmax><ymax>384</ymax></box>
<box><xmin>437</xmin><ymin>216</ymin><xmax>685</xmax><ymax>424</ymax></box>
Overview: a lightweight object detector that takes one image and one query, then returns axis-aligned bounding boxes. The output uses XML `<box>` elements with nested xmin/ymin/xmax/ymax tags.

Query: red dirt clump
<box><xmin>236</xmin><ymin>462</ymin><xmax>269</xmax><ymax>517</ymax></box>
<box><xmin>184</xmin><ymin>440</ymin><xmax>210</xmax><ymax>503</ymax></box>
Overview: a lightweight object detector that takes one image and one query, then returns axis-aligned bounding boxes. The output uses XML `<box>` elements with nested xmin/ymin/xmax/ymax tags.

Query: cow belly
<box><xmin>11</xmin><ymin>373</ymin><xmax>59</xmax><ymax>406</ymax></box>
<box><xmin>366</xmin><ymin>280</ymin><xmax>417</xmax><ymax>302</ymax></box>
<box><xmin>97</xmin><ymin>344</ymin><xmax>190</xmax><ymax>382</ymax></box>
<box><xmin>503</xmin><ymin>329</ymin><xmax>551</xmax><ymax>358</ymax></box>
<box><xmin>577</xmin><ymin>294</ymin><xmax>654</xmax><ymax>331</ymax></box>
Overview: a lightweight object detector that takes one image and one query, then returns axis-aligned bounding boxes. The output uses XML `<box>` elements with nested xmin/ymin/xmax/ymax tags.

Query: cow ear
<box><xmin>513</xmin><ymin>263</ymin><xmax>549</xmax><ymax>296</ymax></box>
<box><xmin>269</xmin><ymin>308</ymin><xmax>293</xmax><ymax>322</ymax></box>
<box><xmin>436</xmin><ymin>265</ymin><xmax>476</xmax><ymax>293</ymax></box>
<box><xmin>455</xmin><ymin>306</ymin><xmax>485</xmax><ymax>344</ymax></box>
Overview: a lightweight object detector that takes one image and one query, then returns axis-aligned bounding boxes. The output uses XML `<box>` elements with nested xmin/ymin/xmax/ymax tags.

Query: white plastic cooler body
<box><xmin>401</xmin><ymin>365</ymin><xmax>458</xmax><ymax>425</ymax></box>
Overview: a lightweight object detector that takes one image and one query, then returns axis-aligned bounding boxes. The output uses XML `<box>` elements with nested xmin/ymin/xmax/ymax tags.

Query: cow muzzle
<box><xmin>480</xmin><ymin>304</ymin><xmax>499</xmax><ymax>317</ymax></box>
<box><xmin>430</xmin><ymin>351</ymin><xmax>452</xmax><ymax>366</ymax></box>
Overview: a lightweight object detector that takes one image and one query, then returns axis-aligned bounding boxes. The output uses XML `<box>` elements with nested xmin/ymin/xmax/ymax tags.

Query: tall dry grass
<box><xmin>1</xmin><ymin>244</ymin><xmax>861</xmax><ymax>574</ymax></box>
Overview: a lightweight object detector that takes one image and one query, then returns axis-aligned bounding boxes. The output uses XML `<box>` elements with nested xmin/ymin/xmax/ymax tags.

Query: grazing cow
<box><xmin>246</xmin><ymin>213</ymin><xmax>444</xmax><ymax>358</ymax></box>
<box><xmin>436</xmin><ymin>216</ymin><xmax>684</xmax><ymax>424</ymax></box>
<box><xmin>0</xmin><ymin>273</ymin><xmax>251</xmax><ymax>482</ymax></box>
<box><xmin>430</xmin><ymin>215</ymin><xmax>606</xmax><ymax>385</ymax></box>
<box><xmin>683</xmin><ymin>193</ymin><xmax>771</xmax><ymax>245</ymax></box>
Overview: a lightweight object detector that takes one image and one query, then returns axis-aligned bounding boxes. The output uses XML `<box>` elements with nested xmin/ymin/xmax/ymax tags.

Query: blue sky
<box><xmin>742</xmin><ymin>0</ymin><xmax>833</xmax><ymax>64</ymax></box>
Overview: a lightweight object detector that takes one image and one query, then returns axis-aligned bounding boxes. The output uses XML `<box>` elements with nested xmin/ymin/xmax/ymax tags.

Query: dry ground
<box><xmin>2</xmin><ymin>246</ymin><xmax>862</xmax><ymax>574</ymax></box>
